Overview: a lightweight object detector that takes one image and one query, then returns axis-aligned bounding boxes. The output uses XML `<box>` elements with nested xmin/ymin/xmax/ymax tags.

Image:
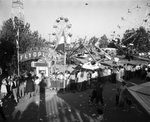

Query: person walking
<box><xmin>18</xmin><ymin>76</ymin><xmax>25</xmax><ymax>98</ymax></box>
<box><xmin>39</xmin><ymin>73</ymin><xmax>47</xmax><ymax>93</ymax></box>
<box><xmin>119</xmin><ymin>81</ymin><xmax>127</xmax><ymax>107</ymax></box>
<box><xmin>95</xmin><ymin>82</ymin><xmax>105</xmax><ymax>107</ymax></box>
<box><xmin>25</xmin><ymin>73</ymin><xmax>35</xmax><ymax>98</ymax></box>
<box><xmin>77</xmin><ymin>70</ymin><xmax>83</xmax><ymax>92</ymax></box>
<box><xmin>70</xmin><ymin>72</ymin><xmax>76</xmax><ymax>93</ymax></box>
<box><xmin>6</xmin><ymin>76</ymin><xmax>12</xmax><ymax>97</ymax></box>
<box><xmin>34</xmin><ymin>76</ymin><xmax>41</xmax><ymax>95</ymax></box>
<box><xmin>11</xmin><ymin>77</ymin><xmax>18</xmax><ymax>103</ymax></box>
<box><xmin>0</xmin><ymin>78</ymin><xmax>7</xmax><ymax>99</ymax></box>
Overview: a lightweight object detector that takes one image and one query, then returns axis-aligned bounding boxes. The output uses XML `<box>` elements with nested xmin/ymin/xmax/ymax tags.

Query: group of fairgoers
<box><xmin>0</xmin><ymin>71</ymin><xmax>46</xmax><ymax>103</ymax></box>
<box><xmin>0</xmin><ymin>62</ymin><xmax>150</xmax><ymax>122</ymax></box>
<box><xmin>1</xmin><ymin>62</ymin><xmax>150</xmax><ymax>102</ymax></box>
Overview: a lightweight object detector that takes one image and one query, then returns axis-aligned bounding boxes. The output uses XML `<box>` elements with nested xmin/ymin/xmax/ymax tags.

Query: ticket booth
<box><xmin>31</xmin><ymin>59</ymin><xmax>51</xmax><ymax>77</ymax></box>
<box><xmin>31</xmin><ymin>59</ymin><xmax>51</xmax><ymax>88</ymax></box>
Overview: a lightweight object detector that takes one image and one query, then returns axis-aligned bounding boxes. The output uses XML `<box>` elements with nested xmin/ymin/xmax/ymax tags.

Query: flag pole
<box><xmin>63</xmin><ymin>50</ymin><xmax>66</xmax><ymax>93</ymax></box>
<box><xmin>17</xmin><ymin>28</ymin><xmax>20</xmax><ymax>76</ymax></box>
<box><xmin>63</xmin><ymin>30</ymin><xmax>66</xmax><ymax>93</ymax></box>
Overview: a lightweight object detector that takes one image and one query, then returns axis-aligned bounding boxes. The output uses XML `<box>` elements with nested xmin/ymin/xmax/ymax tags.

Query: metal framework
<box><xmin>11</xmin><ymin>0</ymin><xmax>25</xmax><ymax>76</ymax></box>
<box><xmin>11</xmin><ymin>0</ymin><xmax>25</xmax><ymax>24</ymax></box>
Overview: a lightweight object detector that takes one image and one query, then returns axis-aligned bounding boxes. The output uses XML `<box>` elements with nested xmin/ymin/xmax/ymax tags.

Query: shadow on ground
<box><xmin>1</xmin><ymin>79</ymin><xmax>149</xmax><ymax>122</ymax></box>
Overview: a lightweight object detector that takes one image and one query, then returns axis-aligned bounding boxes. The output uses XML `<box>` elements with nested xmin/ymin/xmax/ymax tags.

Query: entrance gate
<box><xmin>20</xmin><ymin>46</ymin><xmax>64</xmax><ymax>89</ymax></box>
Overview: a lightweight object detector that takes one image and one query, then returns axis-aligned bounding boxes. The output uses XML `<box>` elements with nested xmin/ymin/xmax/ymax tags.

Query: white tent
<box><xmin>82</xmin><ymin>62</ymin><xmax>101</xmax><ymax>70</ymax></box>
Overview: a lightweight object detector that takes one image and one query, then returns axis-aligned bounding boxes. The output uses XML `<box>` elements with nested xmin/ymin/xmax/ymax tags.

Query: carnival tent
<box><xmin>126</xmin><ymin>82</ymin><xmax>150</xmax><ymax>120</ymax></box>
<box><xmin>82</xmin><ymin>62</ymin><xmax>101</xmax><ymax>70</ymax></box>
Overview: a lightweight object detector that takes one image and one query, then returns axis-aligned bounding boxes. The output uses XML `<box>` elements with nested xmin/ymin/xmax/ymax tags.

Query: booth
<box><xmin>31</xmin><ymin>59</ymin><xmax>64</xmax><ymax>89</ymax></box>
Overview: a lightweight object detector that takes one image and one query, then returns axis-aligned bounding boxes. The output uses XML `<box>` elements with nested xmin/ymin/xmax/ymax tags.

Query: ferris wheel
<box><xmin>52</xmin><ymin>16</ymin><xmax>72</xmax><ymax>44</ymax></box>
<box><xmin>113</xmin><ymin>3</ymin><xmax>150</xmax><ymax>40</ymax></box>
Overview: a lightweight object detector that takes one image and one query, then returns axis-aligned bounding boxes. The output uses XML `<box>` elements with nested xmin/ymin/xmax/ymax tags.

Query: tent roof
<box><xmin>127</xmin><ymin>82</ymin><xmax>150</xmax><ymax>119</ymax></box>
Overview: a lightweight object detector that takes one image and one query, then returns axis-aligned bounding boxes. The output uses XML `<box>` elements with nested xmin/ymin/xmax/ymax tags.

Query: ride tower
<box><xmin>11</xmin><ymin>0</ymin><xmax>25</xmax><ymax>24</ymax></box>
<box><xmin>11</xmin><ymin>0</ymin><xmax>25</xmax><ymax>76</ymax></box>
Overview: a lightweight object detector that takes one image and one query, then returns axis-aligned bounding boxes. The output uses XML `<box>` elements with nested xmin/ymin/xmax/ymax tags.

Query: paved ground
<box><xmin>1</xmin><ymin>77</ymin><xmax>149</xmax><ymax>122</ymax></box>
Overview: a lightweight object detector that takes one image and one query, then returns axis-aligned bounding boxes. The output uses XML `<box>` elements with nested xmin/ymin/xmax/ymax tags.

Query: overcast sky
<box><xmin>0</xmin><ymin>0</ymin><xmax>150</xmax><ymax>42</ymax></box>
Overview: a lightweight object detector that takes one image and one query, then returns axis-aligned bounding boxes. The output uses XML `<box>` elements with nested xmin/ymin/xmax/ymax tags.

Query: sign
<box><xmin>27</xmin><ymin>46</ymin><xmax>52</xmax><ymax>52</ymax></box>
<box><xmin>35</xmin><ymin>59</ymin><xmax>50</xmax><ymax>77</ymax></box>
<box><xmin>36</xmin><ymin>66</ymin><xmax>48</xmax><ymax>77</ymax></box>
<box><xmin>35</xmin><ymin>62</ymin><xmax>48</xmax><ymax>67</ymax></box>
<box><xmin>19</xmin><ymin>50</ymin><xmax>57</xmax><ymax>62</ymax></box>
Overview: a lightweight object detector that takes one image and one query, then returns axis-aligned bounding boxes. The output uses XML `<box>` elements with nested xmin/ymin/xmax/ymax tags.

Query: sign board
<box><xmin>34</xmin><ymin>59</ymin><xmax>51</xmax><ymax>77</ymax></box>
<box><xmin>19</xmin><ymin>48</ymin><xmax>57</xmax><ymax>62</ymax></box>
<box><xmin>36</xmin><ymin>66</ymin><xmax>48</xmax><ymax>77</ymax></box>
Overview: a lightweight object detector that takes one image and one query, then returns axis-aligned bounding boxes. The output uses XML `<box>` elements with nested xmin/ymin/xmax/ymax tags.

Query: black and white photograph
<box><xmin>0</xmin><ymin>0</ymin><xmax>150</xmax><ymax>122</ymax></box>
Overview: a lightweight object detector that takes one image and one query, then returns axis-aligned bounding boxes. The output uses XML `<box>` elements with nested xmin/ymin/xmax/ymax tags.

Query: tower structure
<box><xmin>11</xmin><ymin>0</ymin><xmax>25</xmax><ymax>24</ymax></box>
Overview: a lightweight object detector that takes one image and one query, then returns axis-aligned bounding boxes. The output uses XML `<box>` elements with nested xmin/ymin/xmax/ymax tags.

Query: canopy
<box><xmin>126</xmin><ymin>82</ymin><xmax>150</xmax><ymax>120</ymax></box>
<box><xmin>82</xmin><ymin>62</ymin><xmax>101</xmax><ymax>70</ymax></box>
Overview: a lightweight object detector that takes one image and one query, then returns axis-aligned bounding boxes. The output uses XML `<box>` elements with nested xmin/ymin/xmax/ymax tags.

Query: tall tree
<box><xmin>122</xmin><ymin>26</ymin><xmax>150</xmax><ymax>53</ymax></box>
<box><xmin>99</xmin><ymin>34</ymin><xmax>109</xmax><ymax>48</ymax></box>
<box><xmin>0</xmin><ymin>17</ymin><xmax>46</xmax><ymax>74</ymax></box>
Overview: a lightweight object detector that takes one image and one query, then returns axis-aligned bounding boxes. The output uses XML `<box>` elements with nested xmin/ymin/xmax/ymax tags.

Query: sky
<box><xmin>0</xmin><ymin>0</ymin><xmax>150</xmax><ymax>42</ymax></box>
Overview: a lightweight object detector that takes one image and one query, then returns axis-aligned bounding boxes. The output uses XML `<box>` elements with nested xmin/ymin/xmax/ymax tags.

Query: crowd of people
<box><xmin>49</xmin><ymin>62</ymin><xmax>150</xmax><ymax>92</ymax></box>
<box><xmin>0</xmin><ymin>71</ymin><xmax>48</xmax><ymax>122</ymax></box>
<box><xmin>0</xmin><ymin>61</ymin><xmax>150</xmax><ymax>122</ymax></box>
<box><xmin>0</xmin><ymin>72</ymin><xmax>48</xmax><ymax>101</ymax></box>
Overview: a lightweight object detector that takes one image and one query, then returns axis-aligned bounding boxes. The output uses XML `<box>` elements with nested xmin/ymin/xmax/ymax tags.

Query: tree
<box><xmin>89</xmin><ymin>36</ymin><xmax>99</xmax><ymax>45</ymax></box>
<box><xmin>99</xmin><ymin>34</ymin><xmax>109</xmax><ymax>48</ymax></box>
<box><xmin>122</xmin><ymin>26</ymin><xmax>150</xmax><ymax>53</ymax></box>
<box><xmin>0</xmin><ymin>17</ymin><xmax>46</xmax><ymax>74</ymax></box>
<box><xmin>0</xmin><ymin>38</ymin><xmax>16</xmax><ymax>74</ymax></box>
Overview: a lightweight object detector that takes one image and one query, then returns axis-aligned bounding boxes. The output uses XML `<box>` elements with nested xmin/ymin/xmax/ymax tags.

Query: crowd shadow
<box><xmin>2</xmin><ymin>79</ymin><xmax>47</xmax><ymax>122</ymax></box>
<box><xmin>3</xmin><ymin>81</ymin><xmax>138</xmax><ymax>122</ymax></box>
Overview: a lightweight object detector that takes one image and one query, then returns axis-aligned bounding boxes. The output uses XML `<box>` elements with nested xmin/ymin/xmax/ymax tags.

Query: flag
<box><xmin>16</xmin><ymin>29</ymin><xmax>19</xmax><ymax>47</ymax></box>
<box><xmin>55</xmin><ymin>31</ymin><xmax>66</xmax><ymax>54</ymax></box>
<box><xmin>95</xmin><ymin>38</ymin><xmax>100</xmax><ymax>48</ymax></box>
<box><xmin>66</xmin><ymin>36</ymin><xmax>71</xmax><ymax>44</ymax></box>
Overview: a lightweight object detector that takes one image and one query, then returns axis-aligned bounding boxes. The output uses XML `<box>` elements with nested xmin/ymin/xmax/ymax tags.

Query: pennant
<box><xmin>66</xmin><ymin>36</ymin><xmax>71</xmax><ymax>44</ymax></box>
<box><xmin>16</xmin><ymin>29</ymin><xmax>19</xmax><ymax>47</ymax></box>
<box><xmin>55</xmin><ymin>31</ymin><xmax>66</xmax><ymax>54</ymax></box>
